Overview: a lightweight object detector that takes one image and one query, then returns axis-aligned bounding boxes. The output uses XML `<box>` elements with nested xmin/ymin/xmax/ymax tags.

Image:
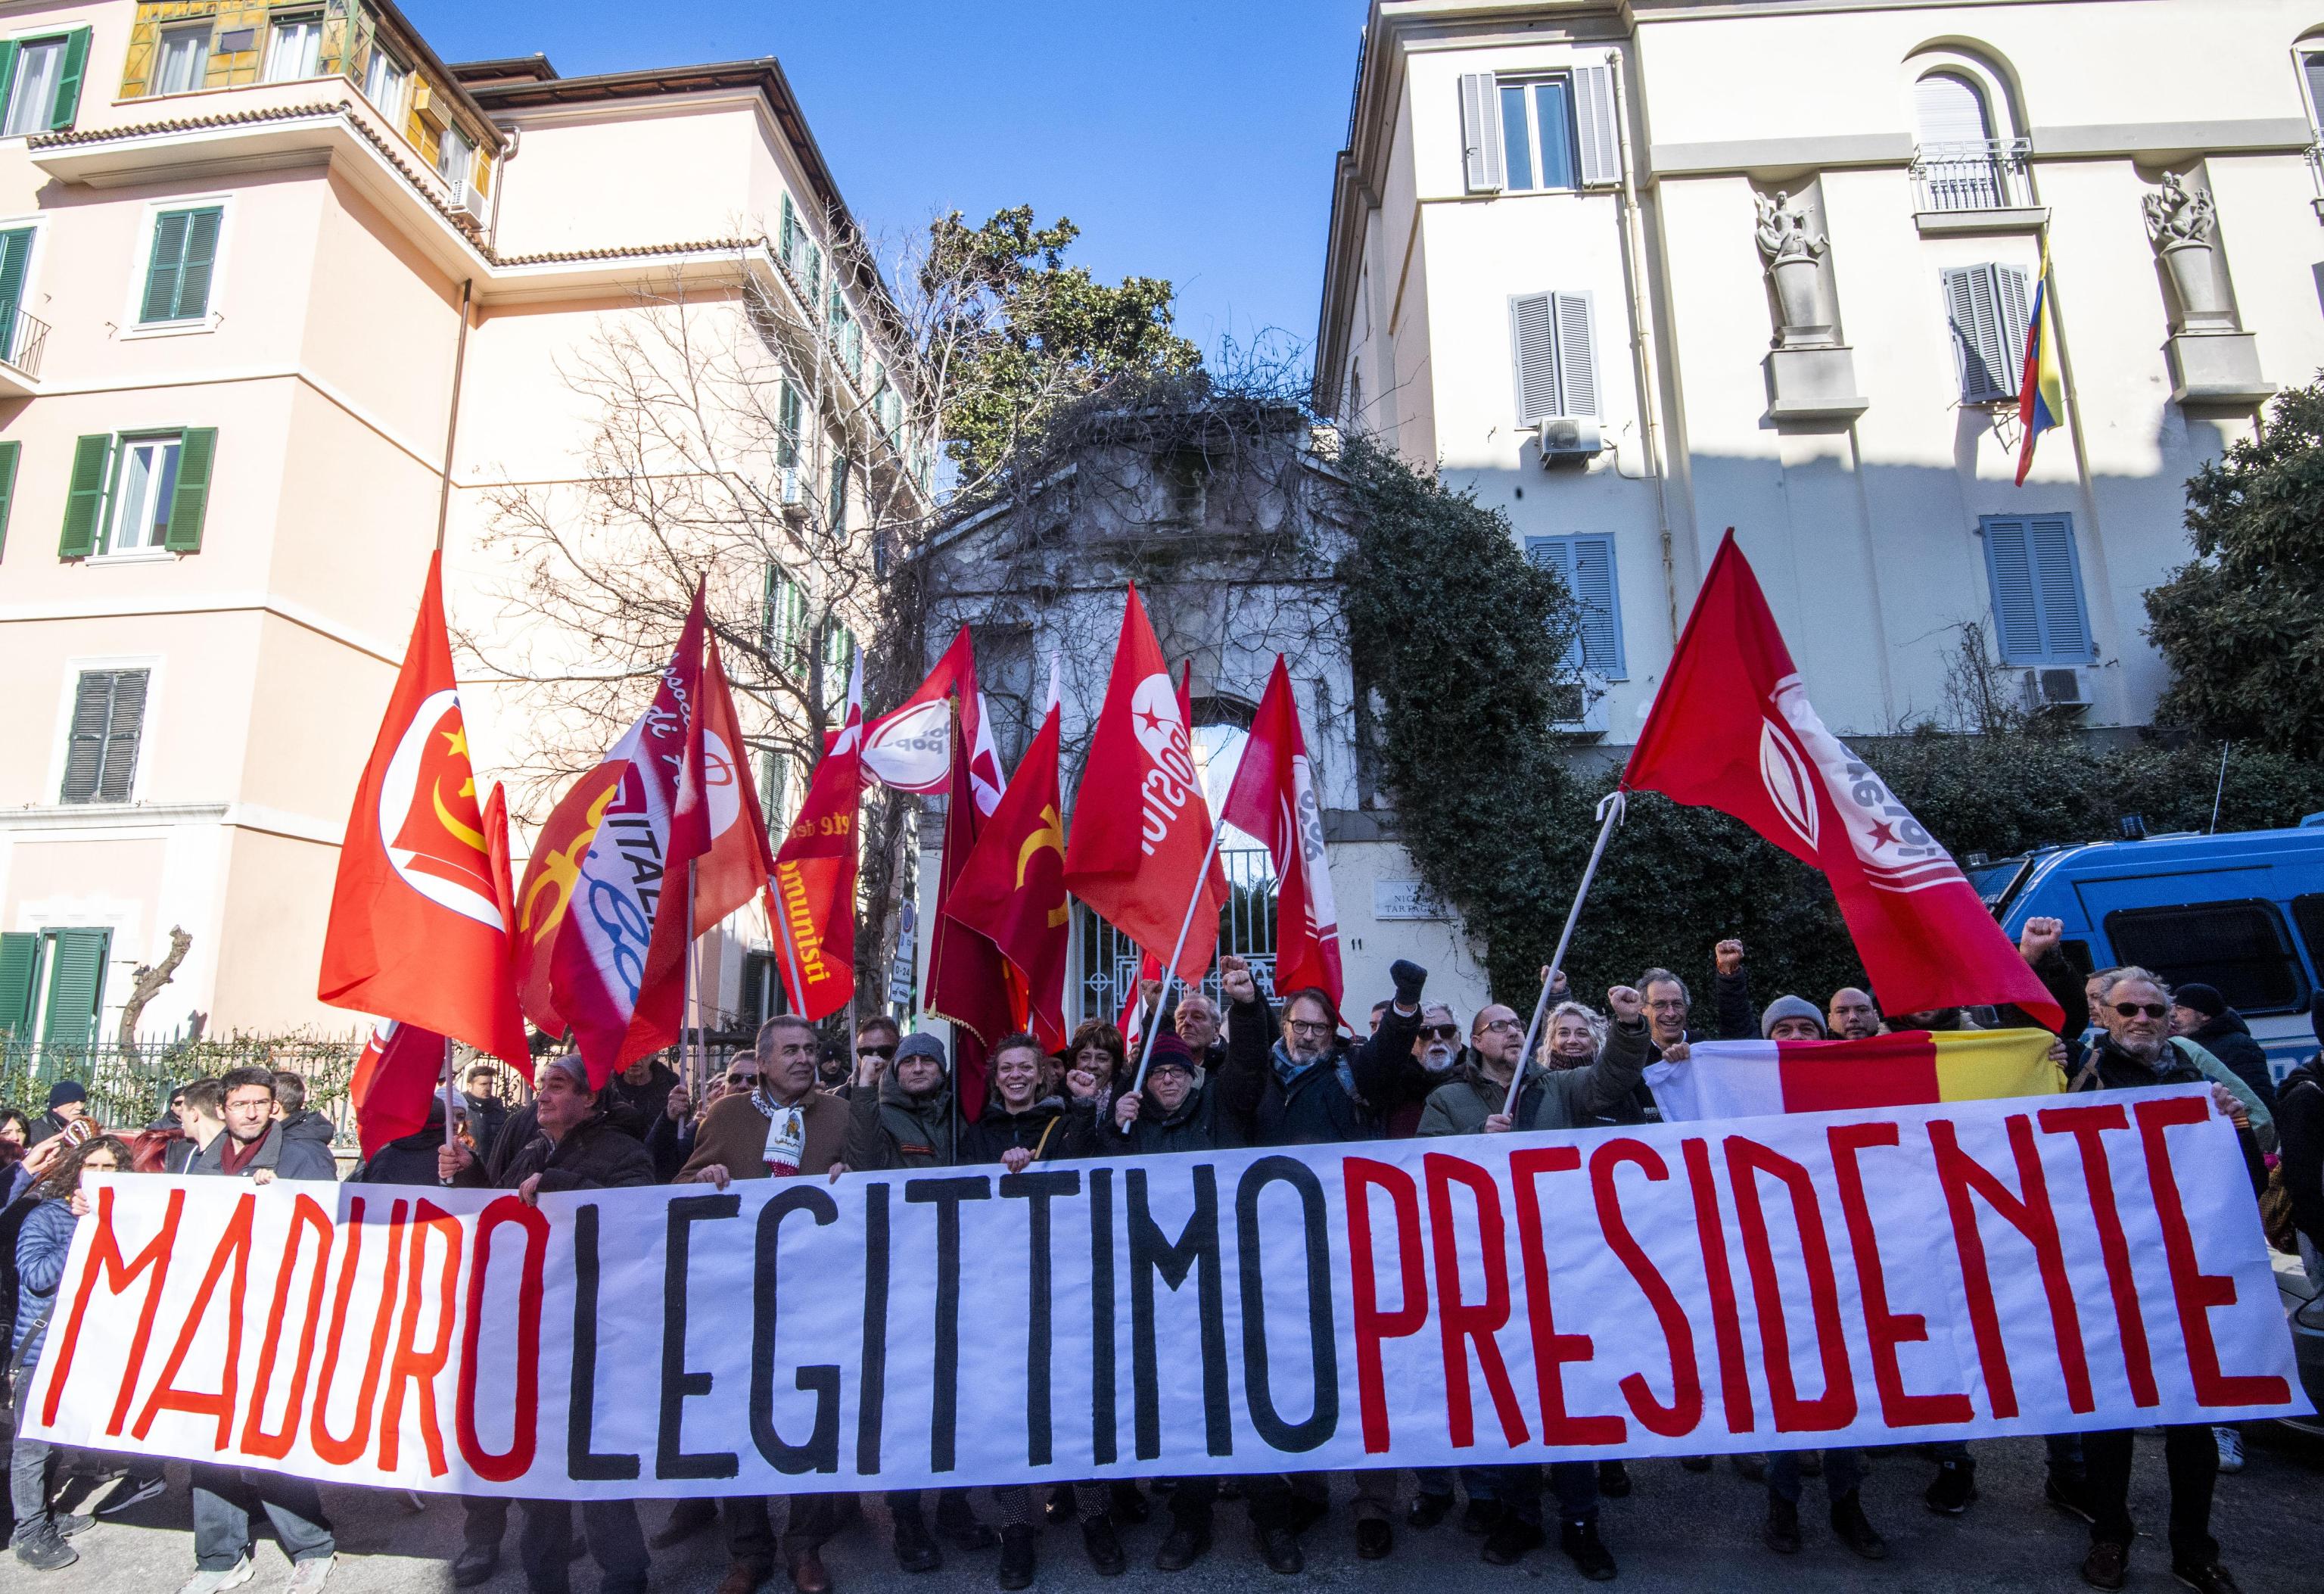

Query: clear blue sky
<box><xmin>403</xmin><ymin>0</ymin><xmax>1367</xmax><ymax>372</ymax></box>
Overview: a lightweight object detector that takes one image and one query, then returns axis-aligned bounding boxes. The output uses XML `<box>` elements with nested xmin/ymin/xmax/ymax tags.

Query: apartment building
<box><xmin>0</xmin><ymin>2</ymin><xmax>914</xmax><ymax>1047</ymax></box>
<box><xmin>1317</xmin><ymin>0</ymin><xmax>2323</xmax><ymax>746</ymax></box>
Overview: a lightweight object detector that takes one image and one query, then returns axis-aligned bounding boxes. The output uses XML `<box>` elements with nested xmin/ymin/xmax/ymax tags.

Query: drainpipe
<box><xmin>1606</xmin><ymin>48</ymin><xmax>1682</xmax><ymax>653</ymax></box>
<box><xmin>432</xmin><ymin>277</ymin><xmax>472</xmax><ymax>553</ymax></box>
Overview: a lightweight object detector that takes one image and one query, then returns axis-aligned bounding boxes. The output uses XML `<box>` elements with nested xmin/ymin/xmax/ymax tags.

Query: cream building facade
<box><xmin>1316</xmin><ymin>0</ymin><xmax>2322</xmax><ymax>749</ymax></box>
<box><xmin>0</xmin><ymin>2</ymin><xmax>910</xmax><ymax>1047</ymax></box>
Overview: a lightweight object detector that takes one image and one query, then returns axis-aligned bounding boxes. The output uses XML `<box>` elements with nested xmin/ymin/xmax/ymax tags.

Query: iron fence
<box><xmin>0</xmin><ymin>305</ymin><xmax>48</xmax><ymax>378</ymax></box>
<box><xmin>1</xmin><ymin>1032</ymin><xmax>366</xmax><ymax>1144</ymax></box>
<box><xmin>1911</xmin><ymin>139</ymin><xmax>2032</xmax><ymax>213</ymax></box>
<box><xmin>1078</xmin><ymin>841</ymin><xmax>1281</xmax><ymax>1026</ymax></box>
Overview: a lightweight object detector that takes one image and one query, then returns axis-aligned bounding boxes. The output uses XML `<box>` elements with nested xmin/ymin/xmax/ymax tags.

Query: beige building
<box><xmin>1317</xmin><ymin>0</ymin><xmax>2322</xmax><ymax>745</ymax></box>
<box><xmin>0</xmin><ymin>3</ymin><xmax>912</xmax><ymax>1047</ymax></box>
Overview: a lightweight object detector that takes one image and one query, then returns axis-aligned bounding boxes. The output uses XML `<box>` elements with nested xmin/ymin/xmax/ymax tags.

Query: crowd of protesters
<box><xmin>2</xmin><ymin>918</ymin><xmax>2318</xmax><ymax>1594</ymax></box>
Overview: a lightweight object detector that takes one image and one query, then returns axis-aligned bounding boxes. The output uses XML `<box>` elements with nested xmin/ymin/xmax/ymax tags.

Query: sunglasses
<box><xmin>1419</xmin><ymin>1025</ymin><xmax>1460</xmax><ymax>1041</ymax></box>
<box><xmin>857</xmin><ymin>1044</ymin><xmax>898</xmax><ymax>1060</ymax></box>
<box><xmin>2111</xmin><ymin>1002</ymin><xmax>2169</xmax><ymax>1020</ymax></box>
<box><xmin>726</xmin><ymin>1072</ymin><xmax>760</xmax><ymax>1088</ymax></box>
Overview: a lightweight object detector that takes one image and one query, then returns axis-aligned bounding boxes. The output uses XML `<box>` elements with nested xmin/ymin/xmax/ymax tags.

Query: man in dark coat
<box><xmin>459</xmin><ymin>1060</ymin><xmax>512</xmax><ymax>1163</ymax></box>
<box><xmin>2170</xmin><ymin>983</ymin><xmax>2278</xmax><ymax>1109</ymax></box>
<box><xmin>443</xmin><ymin>1057</ymin><xmax>653</xmax><ymax>1593</ymax></box>
<box><xmin>25</xmin><ymin>1082</ymin><xmax>87</xmax><ymax>1147</ymax></box>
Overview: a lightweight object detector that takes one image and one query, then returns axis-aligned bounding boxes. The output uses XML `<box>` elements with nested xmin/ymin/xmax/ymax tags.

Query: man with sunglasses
<box><xmin>838</xmin><ymin>1018</ymin><xmax>901</xmax><ymax>1099</ymax></box>
<box><xmin>2067</xmin><ymin>968</ymin><xmax>2254</xmax><ymax>1594</ymax></box>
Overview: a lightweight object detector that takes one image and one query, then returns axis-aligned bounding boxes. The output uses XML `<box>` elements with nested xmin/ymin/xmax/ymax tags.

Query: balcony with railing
<box><xmin>1911</xmin><ymin>139</ymin><xmax>2045</xmax><ymax>235</ymax></box>
<box><xmin>0</xmin><ymin>305</ymin><xmax>48</xmax><ymax>394</ymax></box>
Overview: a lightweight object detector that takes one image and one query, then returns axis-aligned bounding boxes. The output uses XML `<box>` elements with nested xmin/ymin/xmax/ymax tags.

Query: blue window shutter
<box><xmin>2027</xmin><ymin>514</ymin><xmax>2092</xmax><ymax>658</ymax></box>
<box><xmin>1568</xmin><ymin>534</ymin><xmax>1626</xmax><ymax>677</ymax></box>
<box><xmin>1982</xmin><ymin>515</ymin><xmax>2043</xmax><ymax>662</ymax></box>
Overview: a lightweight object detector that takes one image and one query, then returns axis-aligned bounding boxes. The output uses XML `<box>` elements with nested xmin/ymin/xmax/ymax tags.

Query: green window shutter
<box><xmin>142</xmin><ymin>211</ymin><xmax>189</xmax><ymax>322</ymax></box>
<box><xmin>0</xmin><ymin>227</ymin><xmax>33</xmax><ymax>366</ymax></box>
<box><xmin>165</xmin><ymin>427</ymin><xmax>216</xmax><ymax>552</ymax></box>
<box><xmin>173</xmin><ymin>208</ymin><xmax>222</xmax><ymax>320</ymax></box>
<box><xmin>39</xmin><ymin>928</ymin><xmax>107</xmax><ymax>1051</ymax></box>
<box><xmin>0</xmin><ymin>440</ymin><xmax>22</xmax><ymax>560</ymax></box>
<box><xmin>0</xmin><ymin>932</ymin><xmax>39</xmax><ymax>1038</ymax></box>
<box><xmin>0</xmin><ymin>42</ymin><xmax>20</xmax><ymax>132</ymax></box>
<box><xmin>48</xmin><ymin>27</ymin><xmax>89</xmax><ymax>130</ymax></box>
<box><xmin>58</xmin><ymin>433</ymin><xmax>110</xmax><ymax>559</ymax></box>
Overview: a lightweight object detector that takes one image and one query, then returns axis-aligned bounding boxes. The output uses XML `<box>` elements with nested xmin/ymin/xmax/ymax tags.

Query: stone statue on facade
<box><xmin>1754</xmin><ymin>191</ymin><xmax>1834</xmax><ymax>348</ymax></box>
<box><xmin>2143</xmin><ymin>172</ymin><xmax>2232</xmax><ymax>329</ymax></box>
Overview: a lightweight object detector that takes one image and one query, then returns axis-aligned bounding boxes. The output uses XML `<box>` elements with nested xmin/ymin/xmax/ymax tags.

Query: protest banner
<box><xmin>26</xmin><ymin>1086</ymin><xmax>2303</xmax><ymax>1499</ymax></box>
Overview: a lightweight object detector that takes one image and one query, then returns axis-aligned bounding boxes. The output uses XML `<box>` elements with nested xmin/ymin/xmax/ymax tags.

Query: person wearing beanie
<box><xmin>28</xmin><ymin>1081</ymin><xmax>87</xmax><ymax>1146</ymax></box>
<box><xmin>2170</xmin><ymin>982</ymin><xmax>2277</xmax><ymax>1111</ymax></box>
<box><xmin>1760</xmin><ymin>996</ymin><xmax>1827</xmax><ymax>1041</ymax></box>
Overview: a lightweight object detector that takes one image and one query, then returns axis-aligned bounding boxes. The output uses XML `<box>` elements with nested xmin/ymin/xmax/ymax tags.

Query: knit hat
<box><xmin>1759</xmin><ymin>995</ymin><xmax>1827</xmax><ymax>1039</ymax></box>
<box><xmin>1145</xmin><ymin>1035</ymin><xmax>1197</xmax><ymax>1078</ymax></box>
<box><xmin>2173</xmin><ymin>982</ymin><xmax>2226</xmax><ymax>1021</ymax></box>
<box><xmin>46</xmin><ymin>1080</ymin><xmax>86</xmax><ymax>1110</ymax></box>
<box><xmin>536</xmin><ymin>1054</ymin><xmax>591</xmax><ymax>1092</ymax></box>
<box><xmin>896</xmin><ymin>1032</ymin><xmax>947</xmax><ymax>1069</ymax></box>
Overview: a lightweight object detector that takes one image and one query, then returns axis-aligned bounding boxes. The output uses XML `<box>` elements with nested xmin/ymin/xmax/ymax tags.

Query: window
<box><xmin>1941</xmin><ymin>263</ymin><xmax>2030</xmax><ymax>403</ymax></box>
<box><xmin>154</xmin><ymin>23</ymin><xmax>211</xmax><ymax>95</ymax></box>
<box><xmin>2291</xmin><ymin>893</ymin><xmax>2324</xmax><ymax>971</ymax></box>
<box><xmin>0</xmin><ymin>226</ymin><xmax>34</xmax><ymax>360</ymax></box>
<box><xmin>1980</xmin><ymin>514</ymin><xmax>2092</xmax><ymax>665</ymax></box>
<box><xmin>436</xmin><ymin>123</ymin><xmax>474</xmax><ymax>189</ymax></box>
<box><xmin>1526</xmin><ymin>535</ymin><xmax>1627</xmax><ymax>679</ymax></box>
<box><xmin>362</xmin><ymin>45</ymin><xmax>408</xmax><ymax>117</ymax></box>
<box><xmin>0</xmin><ymin>928</ymin><xmax>108</xmax><ymax>1048</ymax></box>
<box><xmin>1509</xmin><ymin>291</ymin><xmax>1599</xmax><ymax>421</ymax></box>
<box><xmin>0</xmin><ymin>29</ymin><xmax>89</xmax><ymax>135</ymax></box>
<box><xmin>0</xmin><ymin>440</ymin><xmax>20</xmax><ymax>559</ymax></box>
<box><xmin>59</xmin><ymin>430</ymin><xmax>216</xmax><ymax>559</ymax></box>
<box><xmin>2105</xmin><ymin>901</ymin><xmax>2309</xmax><ymax>1015</ymax></box>
<box><xmin>827</xmin><ymin>453</ymin><xmax>848</xmax><ymax>529</ymax></box>
<box><xmin>1458</xmin><ymin>67</ymin><xmax>1622</xmax><ymax>194</ymax></box>
<box><xmin>779</xmin><ymin>195</ymin><xmax>823</xmax><ymax>296</ymax></box>
<box><xmin>62</xmin><ymin>668</ymin><xmax>148</xmax><ymax>802</ymax></box>
<box><xmin>776</xmin><ymin>379</ymin><xmax>802</xmax><ymax>470</ymax></box>
<box><xmin>141</xmin><ymin>206</ymin><xmax>224</xmax><ymax>325</ymax></box>
<box><xmin>263</xmin><ymin>14</ymin><xmax>324</xmax><ymax>83</ymax></box>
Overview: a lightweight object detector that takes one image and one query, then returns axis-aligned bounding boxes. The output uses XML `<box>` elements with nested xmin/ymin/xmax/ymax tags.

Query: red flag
<box><xmin>346</xmin><ymin>1020</ymin><xmax>448</xmax><ymax>1160</ymax></box>
<box><xmin>511</xmin><ymin>761</ymin><xmax>623</xmax><ymax>1037</ymax></box>
<box><xmin>1222</xmin><ymin>656</ymin><xmax>1343</xmax><ymax>1004</ymax></box>
<box><xmin>1063</xmin><ymin>587</ymin><xmax>1227</xmax><ymax>982</ymax></box>
<box><xmin>770</xmin><ymin>655</ymin><xmax>863</xmax><ymax>1020</ymax></box>
<box><xmin>319</xmin><ymin>553</ymin><xmax>528</xmax><ymax>1066</ymax></box>
<box><xmin>690</xmin><ymin>634</ymin><xmax>776</xmax><ymax>933</ymax></box>
<box><xmin>925</xmin><ymin>706</ymin><xmax>1014</xmax><ymax>1116</ymax></box>
<box><xmin>944</xmin><ymin>669</ymin><xmax>1072</xmax><ymax>1051</ymax></box>
<box><xmin>863</xmin><ymin>625</ymin><xmax>1004</xmax><ymax>814</ymax></box>
<box><xmin>1118</xmin><ymin>949</ymin><xmax>1163</xmax><ymax>1052</ymax></box>
<box><xmin>1623</xmin><ymin>532</ymin><xmax>2064</xmax><ymax>1029</ymax></box>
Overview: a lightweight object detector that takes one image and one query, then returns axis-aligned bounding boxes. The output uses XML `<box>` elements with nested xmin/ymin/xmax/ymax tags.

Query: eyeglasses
<box><xmin>2111</xmin><ymin>1002</ymin><xmax>2169</xmax><ymax>1020</ymax></box>
<box><xmin>726</xmin><ymin>1072</ymin><xmax>760</xmax><ymax>1088</ymax></box>
<box><xmin>1420</xmin><ymin>1025</ymin><xmax>1459</xmax><ymax>1041</ymax></box>
<box><xmin>1285</xmin><ymin>1020</ymin><xmax>1333</xmax><ymax>1037</ymax></box>
<box><xmin>857</xmin><ymin>1045</ymin><xmax>897</xmax><ymax>1060</ymax></box>
<box><xmin>1647</xmin><ymin>999</ymin><xmax>1688</xmax><ymax>1013</ymax></box>
<box><xmin>1479</xmin><ymin>1019</ymin><xmax>1521</xmax><ymax>1033</ymax></box>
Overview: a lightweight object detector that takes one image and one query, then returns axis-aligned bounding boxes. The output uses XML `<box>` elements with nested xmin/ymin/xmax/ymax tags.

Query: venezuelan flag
<box><xmin>2014</xmin><ymin>243</ymin><xmax>2064</xmax><ymax>486</ymax></box>
<box><xmin>1645</xmin><ymin>1029</ymin><xmax>2062</xmax><ymax>1124</ymax></box>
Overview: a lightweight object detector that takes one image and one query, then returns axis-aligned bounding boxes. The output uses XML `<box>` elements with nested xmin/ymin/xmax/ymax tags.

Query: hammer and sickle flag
<box><xmin>319</xmin><ymin>551</ymin><xmax>529</xmax><ymax>1069</ymax></box>
<box><xmin>944</xmin><ymin>660</ymin><xmax>1072</xmax><ymax>1051</ymax></box>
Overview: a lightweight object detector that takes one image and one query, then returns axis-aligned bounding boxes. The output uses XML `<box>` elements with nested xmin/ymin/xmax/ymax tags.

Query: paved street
<box><xmin>30</xmin><ymin>1431</ymin><xmax>2320</xmax><ymax>1594</ymax></box>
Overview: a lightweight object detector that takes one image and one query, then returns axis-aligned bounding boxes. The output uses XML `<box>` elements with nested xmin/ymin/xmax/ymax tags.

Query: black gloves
<box><xmin>1390</xmin><ymin>959</ymin><xmax>1428</xmax><ymax>1009</ymax></box>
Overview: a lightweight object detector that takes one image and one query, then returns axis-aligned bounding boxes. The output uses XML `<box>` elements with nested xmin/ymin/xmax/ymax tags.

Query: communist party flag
<box><xmin>512</xmin><ymin>760</ymin><xmax>621</xmax><ymax>1038</ymax></box>
<box><xmin>546</xmin><ymin>588</ymin><xmax>712</xmax><ymax>1082</ymax></box>
<box><xmin>319</xmin><ymin>552</ymin><xmax>528</xmax><ymax>1067</ymax></box>
<box><xmin>1221</xmin><ymin>655</ymin><xmax>1343</xmax><ymax>1006</ymax></box>
<box><xmin>1644</xmin><ymin>1029</ymin><xmax>2062</xmax><ymax>1123</ymax></box>
<box><xmin>689</xmin><ymin>633</ymin><xmax>776</xmax><ymax>933</ymax></box>
<box><xmin>770</xmin><ymin>654</ymin><xmax>863</xmax><ymax>1021</ymax></box>
<box><xmin>863</xmin><ymin>624</ymin><xmax>1004</xmax><ymax>814</ymax></box>
<box><xmin>1625</xmin><ymin>531</ymin><xmax>2064</xmax><ymax>1030</ymax></box>
<box><xmin>925</xmin><ymin>706</ymin><xmax>1016</xmax><ymax>1115</ymax></box>
<box><xmin>1062</xmin><ymin>585</ymin><xmax>1228</xmax><ymax>982</ymax></box>
<box><xmin>944</xmin><ymin>662</ymin><xmax>1071</xmax><ymax>1051</ymax></box>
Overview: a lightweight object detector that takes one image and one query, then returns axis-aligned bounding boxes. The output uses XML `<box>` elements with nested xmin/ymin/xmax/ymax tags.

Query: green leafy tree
<box><xmin>918</xmin><ymin>207</ymin><xmax>1201</xmax><ymax>480</ymax></box>
<box><xmin>2148</xmin><ymin>376</ymin><xmax>2324</xmax><ymax>757</ymax></box>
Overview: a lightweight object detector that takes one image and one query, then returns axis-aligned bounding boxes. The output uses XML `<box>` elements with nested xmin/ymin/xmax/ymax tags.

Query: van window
<box><xmin>2102</xmin><ymin>901</ymin><xmax>2308</xmax><ymax>1015</ymax></box>
<box><xmin>2293</xmin><ymin>895</ymin><xmax>2324</xmax><ymax>975</ymax></box>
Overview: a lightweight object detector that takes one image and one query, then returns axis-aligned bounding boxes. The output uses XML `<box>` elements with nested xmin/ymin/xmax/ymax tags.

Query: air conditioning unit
<box><xmin>1548</xmin><ymin>672</ymin><xmax>1611</xmax><ymax>737</ymax></box>
<box><xmin>1537</xmin><ymin>415</ymin><xmax>1604</xmax><ymax>465</ymax></box>
<box><xmin>451</xmin><ymin>179</ymin><xmax>488</xmax><ymax>227</ymax></box>
<box><xmin>779</xmin><ymin>465</ymin><xmax>807</xmax><ymax>513</ymax></box>
<box><xmin>2020</xmin><ymin>666</ymin><xmax>2089</xmax><ymax>716</ymax></box>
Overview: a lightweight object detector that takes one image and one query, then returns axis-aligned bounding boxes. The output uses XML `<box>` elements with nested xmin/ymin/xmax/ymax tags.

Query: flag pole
<box><xmin>438</xmin><ymin>1035</ymin><xmax>456</xmax><ymax>1186</ymax></box>
<box><xmin>684</xmin><ymin>860</ymin><xmax>700</xmax><ymax>1098</ymax></box>
<box><xmin>1504</xmin><ymin>789</ymin><xmax>1626</xmax><ymax>1116</ymax></box>
<box><xmin>1125</xmin><ymin>813</ymin><xmax>1228</xmax><ymax>1113</ymax></box>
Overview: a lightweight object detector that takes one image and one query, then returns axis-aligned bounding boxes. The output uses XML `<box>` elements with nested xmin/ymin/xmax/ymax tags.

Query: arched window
<box><xmin>1912</xmin><ymin>68</ymin><xmax>2013</xmax><ymax>210</ymax></box>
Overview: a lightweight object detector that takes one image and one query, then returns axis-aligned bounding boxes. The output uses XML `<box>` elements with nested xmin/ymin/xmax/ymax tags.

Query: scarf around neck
<box><xmin>751</xmin><ymin>1086</ymin><xmax>807</xmax><ymax>1176</ymax></box>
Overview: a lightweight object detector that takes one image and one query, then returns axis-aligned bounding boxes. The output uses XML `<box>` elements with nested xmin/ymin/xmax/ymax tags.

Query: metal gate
<box><xmin>1076</xmin><ymin>837</ymin><xmax>1280</xmax><ymax>1028</ymax></box>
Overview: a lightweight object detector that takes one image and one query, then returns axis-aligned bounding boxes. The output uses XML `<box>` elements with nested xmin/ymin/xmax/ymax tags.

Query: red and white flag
<box><xmin>863</xmin><ymin>625</ymin><xmax>1003</xmax><ymax>814</ymax></box>
<box><xmin>546</xmin><ymin>588</ymin><xmax>712</xmax><ymax>1082</ymax></box>
<box><xmin>688</xmin><ymin>633</ymin><xmax>776</xmax><ymax>933</ymax></box>
<box><xmin>1063</xmin><ymin>587</ymin><xmax>1227</xmax><ymax>982</ymax></box>
<box><xmin>1624</xmin><ymin>532</ymin><xmax>2064</xmax><ymax>1029</ymax></box>
<box><xmin>318</xmin><ymin>552</ymin><xmax>528</xmax><ymax>1068</ymax></box>
<box><xmin>1221</xmin><ymin>655</ymin><xmax>1342</xmax><ymax>1006</ymax></box>
<box><xmin>770</xmin><ymin>655</ymin><xmax>864</xmax><ymax>1021</ymax></box>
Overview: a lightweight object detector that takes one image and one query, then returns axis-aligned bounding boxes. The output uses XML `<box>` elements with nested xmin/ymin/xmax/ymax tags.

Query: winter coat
<box><xmin>27</xmin><ymin>1110</ymin><xmax>75</xmax><ymax>1147</ymax></box>
<box><xmin>279</xmin><ymin>1109</ymin><xmax>337</xmax><ymax>1157</ymax></box>
<box><xmin>678</xmin><ymin>1089</ymin><xmax>851</xmax><ymax>1183</ymax></box>
<box><xmin>188</xmin><ymin>1119</ymin><xmax>339</xmax><ymax>1182</ymax></box>
<box><xmin>460</xmin><ymin>1092</ymin><xmax>511</xmax><ymax>1162</ymax></box>
<box><xmin>1345</xmin><ymin>1006</ymin><xmax>1435</xmax><ymax>1139</ymax></box>
<box><xmin>847</xmin><ymin>1072</ymin><xmax>963</xmax><ymax>1171</ymax></box>
<box><xmin>1218</xmin><ymin>994</ymin><xmax>1414</xmax><ymax>1147</ymax></box>
<box><xmin>2071</xmin><ymin>1034</ymin><xmax>2266</xmax><ymax>1191</ymax></box>
<box><xmin>350</xmin><ymin>1118</ymin><xmax>453</xmax><ymax>1187</ymax></box>
<box><xmin>11</xmin><ymin>1197</ymin><xmax>76</xmax><ymax>1377</ymax></box>
<box><xmin>2275</xmin><ymin>1059</ymin><xmax>2324</xmax><ymax>1256</ymax></box>
<box><xmin>644</xmin><ymin>1110</ymin><xmax>699</xmax><ymax>1183</ymax></box>
<box><xmin>456</xmin><ymin>1110</ymin><xmax>655</xmax><ymax>1194</ymax></box>
<box><xmin>487</xmin><ymin>1103</ymin><xmax>540</xmax><ymax>1184</ymax></box>
<box><xmin>605</xmin><ymin>1060</ymin><xmax>680</xmax><ymax>1135</ymax></box>
<box><xmin>958</xmin><ymin>1097</ymin><xmax>1098</xmax><ymax>1166</ymax></box>
<box><xmin>2183</xmin><ymin>1011</ymin><xmax>2278</xmax><ymax>1110</ymax></box>
<box><xmin>1105</xmin><ymin>1077</ymin><xmax>1243</xmax><ymax>1157</ymax></box>
<box><xmin>1416</xmin><ymin>1017</ymin><xmax>1651</xmax><ymax>1138</ymax></box>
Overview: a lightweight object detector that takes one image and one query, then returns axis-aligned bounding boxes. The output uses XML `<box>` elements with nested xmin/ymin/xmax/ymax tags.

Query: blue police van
<box><xmin>1968</xmin><ymin>819</ymin><xmax>2324</xmax><ymax>1082</ymax></box>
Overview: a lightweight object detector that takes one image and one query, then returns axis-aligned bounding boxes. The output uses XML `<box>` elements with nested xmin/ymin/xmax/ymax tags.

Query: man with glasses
<box><xmin>2067</xmin><ymin>967</ymin><xmax>2254</xmax><ymax>1594</ymax></box>
<box><xmin>840</xmin><ymin>1017</ymin><xmax>901</xmax><ymax>1099</ymax></box>
<box><xmin>1218</xmin><ymin>954</ymin><xmax>1423</xmax><ymax>1569</ymax></box>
